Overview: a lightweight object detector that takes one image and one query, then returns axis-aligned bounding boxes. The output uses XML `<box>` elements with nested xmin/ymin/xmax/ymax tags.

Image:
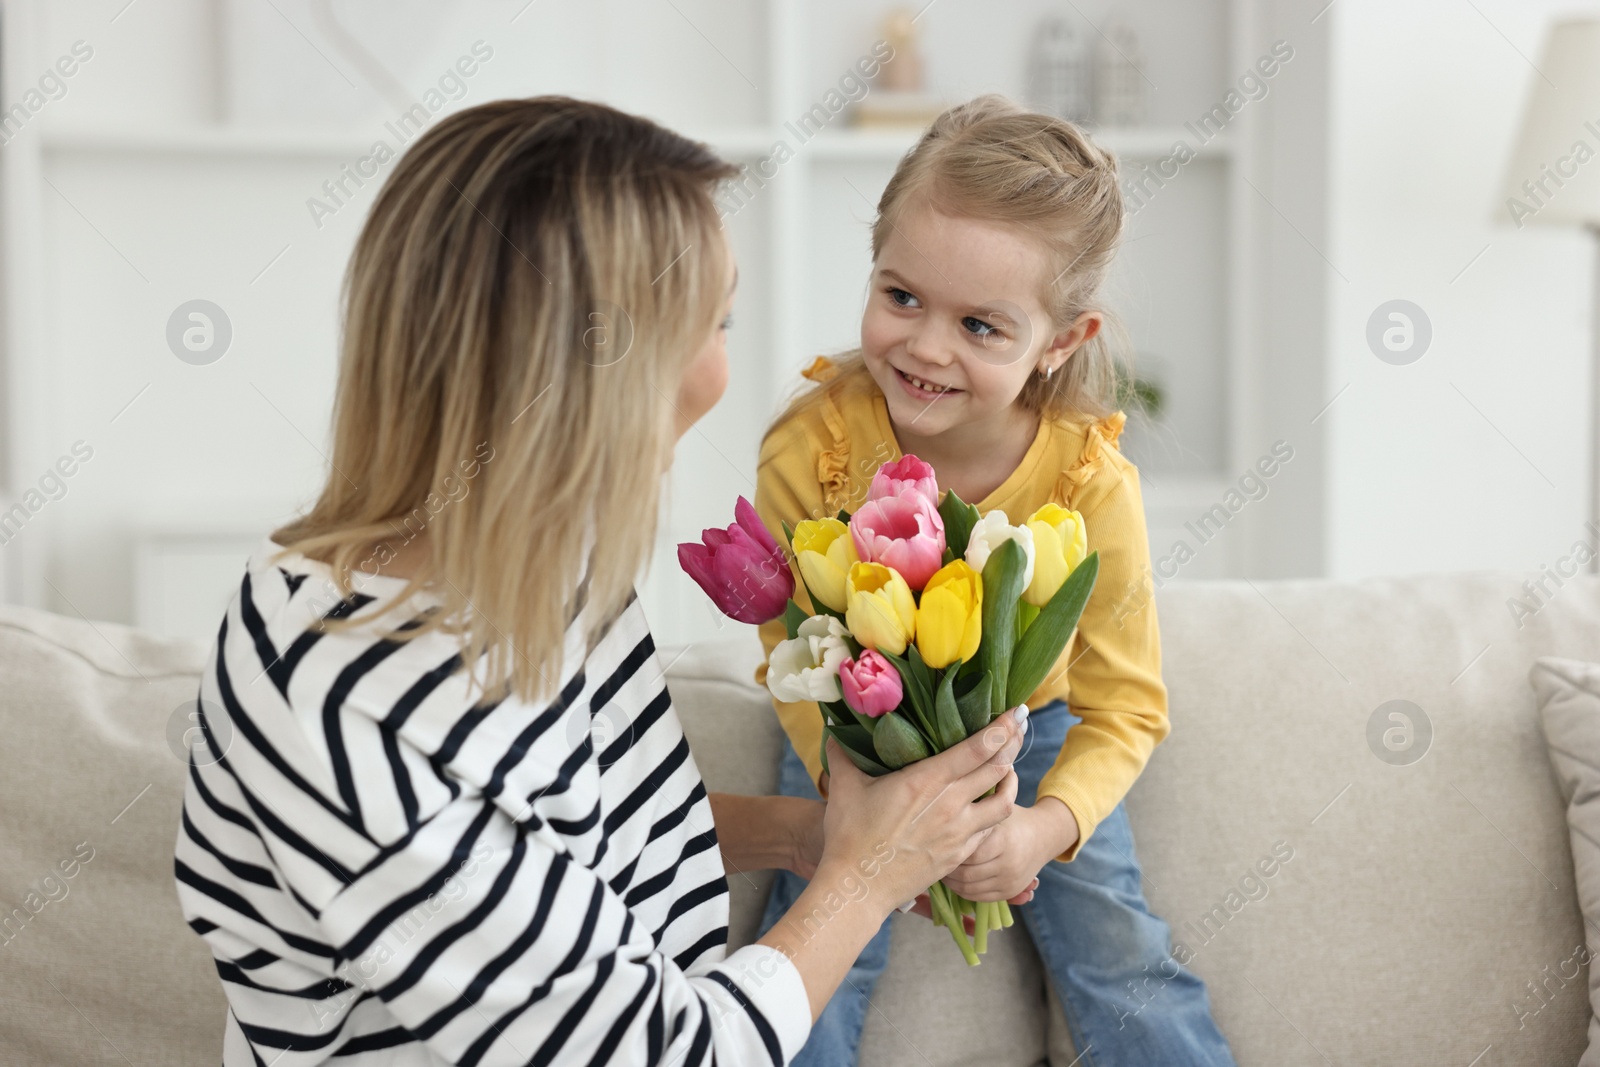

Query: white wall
<box><xmin>1326</xmin><ymin>0</ymin><xmax>1596</xmax><ymax>579</ymax></box>
<box><xmin>4</xmin><ymin>0</ymin><xmax>1267</xmax><ymax>648</ymax></box>
<box><xmin>1</xmin><ymin>0</ymin><xmax>780</xmax><ymax>640</ymax></box>
<box><xmin>3</xmin><ymin>0</ymin><xmax>1592</xmax><ymax>647</ymax></box>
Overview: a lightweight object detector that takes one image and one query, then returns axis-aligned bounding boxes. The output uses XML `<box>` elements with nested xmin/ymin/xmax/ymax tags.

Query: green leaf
<box><xmin>850</xmin><ymin>707</ymin><xmax>882</xmax><ymax>733</ymax></box>
<box><xmin>780</xmin><ymin>519</ymin><xmax>796</xmax><ymax>551</ymax></box>
<box><xmin>905</xmin><ymin>644</ymin><xmax>937</xmax><ymax>698</ymax></box>
<box><xmin>836</xmin><ymin>508</ymin><xmax>852</xmax><ymax>523</ymax></box>
<box><xmin>938</xmin><ymin>490</ymin><xmax>981</xmax><ymax>560</ymax></box>
<box><xmin>1018</xmin><ymin>600</ymin><xmax>1039</xmax><ymax>636</ymax></box>
<box><xmin>933</xmin><ymin>662</ymin><xmax>967</xmax><ymax>750</ymax></box>
<box><xmin>830</xmin><ymin>721</ymin><xmax>877</xmax><ymax>754</ymax></box>
<box><xmin>817</xmin><ymin>700</ymin><xmax>850</xmax><ymax>728</ymax></box>
<box><xmin>875</xmin><ymin>648</ymin><xmax>935</xmax><ymax>741</ymax></box>
<box><xmin>977</xmin><ymin>539</ymin><xmax>1028</xmax><ymax>718</ymax></box>
<box><xmin>825</xmin><ymin>725</ymin><xmax>891</xmax><ymax>776</ymax></box>
<box><xmin>872</xmin><ymin>711</ymin><xmax>932</xmax><ymax>769</ymax></box>
<box><xmin>825</xmin><ymin>698</ymin><xmax>879</xmax><ymax>735</ymax></box>
<box><xmin>955</xmin><ymin>670</ymin><xmax>992</xmax><ymax>735</ymax></box>
<box><xmin>1008</xmin><ymin>551</ymin><xmax>1100</xmax><ymax>709</ymax></box>
<box><xmin>783</xmin><ymin>600</ymin><xmax>808</xmax><ymax>640</ymax></box>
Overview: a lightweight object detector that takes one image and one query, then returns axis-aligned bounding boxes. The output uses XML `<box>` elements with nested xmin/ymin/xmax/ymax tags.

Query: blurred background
<box><xmin>0</xmin><ymin>0</ymin><xmax>1591</xmax><ymax>649</ymax></box>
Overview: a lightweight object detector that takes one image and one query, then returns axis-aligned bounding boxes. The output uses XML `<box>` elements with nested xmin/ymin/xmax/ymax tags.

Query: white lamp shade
<box><xmin>1500</xmin><ymin>19</ymin><xmax>1600</xmax><ymax>229</ymax></box>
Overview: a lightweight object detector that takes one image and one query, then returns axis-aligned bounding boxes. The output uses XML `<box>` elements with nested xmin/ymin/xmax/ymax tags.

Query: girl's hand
<box><xmin>940</xmin><ymin>797</ymin><xmax>1080</xmax><ymax>902</ymax></box>
<box><xmin>815</xmin><ymin>708</ymin><xmax>1027</xmax><ymax>911</ymax></box>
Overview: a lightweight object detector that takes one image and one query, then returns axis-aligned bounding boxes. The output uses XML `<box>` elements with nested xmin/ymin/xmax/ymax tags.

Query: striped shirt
<box><xmin>174</xmin><ymin>537</ymin><xmax>810</xmax><ymax>1066</ymax></box>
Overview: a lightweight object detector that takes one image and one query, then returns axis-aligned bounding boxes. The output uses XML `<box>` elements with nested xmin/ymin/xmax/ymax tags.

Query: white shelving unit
<box><xmin>1</xmin><ymin>0</ymin><xmax>1276</xmax><ymax>646</ymax></box>
<box><xmin>38</xmin><ymin>121</ymin><xmax>1231</xmax><ymax>163</ymax></box>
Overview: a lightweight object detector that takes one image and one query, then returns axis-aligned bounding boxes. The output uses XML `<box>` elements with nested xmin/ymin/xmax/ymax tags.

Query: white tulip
<box><xmin>765</xmin><ymin>614</ymin><xmax>850</xmax><ymax>703</ymax></box>
<box><xmin>963</xmin><ymin>510</ymin><xmax>1036</xmax><ymax>591</ymax></box>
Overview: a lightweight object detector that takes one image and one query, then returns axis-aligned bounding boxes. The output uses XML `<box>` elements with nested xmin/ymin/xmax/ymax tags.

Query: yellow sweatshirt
<box><xmin>751</xmin><ymin>356</ymin><xmax>1170</xmax><ymax>862</ymax></box>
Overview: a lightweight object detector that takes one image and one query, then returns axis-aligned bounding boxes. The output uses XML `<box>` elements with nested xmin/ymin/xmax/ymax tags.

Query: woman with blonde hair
<box><xmin>173</xmin><ymin>96</ymin><xmax>1026</xmax><ymax>1066</ymax></box>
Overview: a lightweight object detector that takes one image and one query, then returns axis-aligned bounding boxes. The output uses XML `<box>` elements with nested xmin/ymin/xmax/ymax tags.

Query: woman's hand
<box><xmin>940</xmin><ymin>796</ymin><xmax>1080</xmax><ymax>902</ymax></box>
<box><xmin>815</xmin><ymin>707</ymin><xmax>1027</xmax><ymax>910</ymax></box>
<box><xmin>759</xmin><ymin>707</ymin><xmax>1026</xmax><ymax>1022</ymax></box>
<box><xmin>790</xmin><ymin>757</ymin><xmax>1045</xmax><ymax>913</ymax></box>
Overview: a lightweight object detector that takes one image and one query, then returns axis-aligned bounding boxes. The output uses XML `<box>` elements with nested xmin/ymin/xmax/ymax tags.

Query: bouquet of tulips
<box><xmin>678</xmin><ymin>456</ymin><xmax>1098</xmax><ymax>964</ymax></box>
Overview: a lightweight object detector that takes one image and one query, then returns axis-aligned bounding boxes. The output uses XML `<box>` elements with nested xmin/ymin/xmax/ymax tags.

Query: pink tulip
<box><xmin>868</xmin><ymin>454</ymin><xmax>940</xmax><ymax>510</ymax></box>
<box><xmin>849</xmin><ymin>493</ymin><xmax>946</xmax><ymax>591</ymax></box>
<box><xmin>839</xmin><ymin>650</ymin><xmax>903</xmax><ymax>718</ymax></box>
<box><xmin>678</xmin><ymin>497</ymin><xmax>795</xmax><ymax>624</ymax></box>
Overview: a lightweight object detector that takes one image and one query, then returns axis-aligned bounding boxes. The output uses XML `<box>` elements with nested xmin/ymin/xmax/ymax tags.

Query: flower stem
<box><xmin>999</xmin><ymin>900</ymin><xmax>1015</xmax><ymax>928</ymax></box>
<box><xmin>931</xmin><ymin>883</ymin><xmax>979</xmax><ymax>966</ymax></box>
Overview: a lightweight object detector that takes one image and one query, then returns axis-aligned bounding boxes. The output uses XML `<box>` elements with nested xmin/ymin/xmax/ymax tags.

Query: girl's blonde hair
<box><xmin>768</xmin><ymin>93</ymin><xmax>1128</xmax><ymax>437</ymax></box>
<box><xmin>272</xmin><ymin>96</ymin><xmax>738</xmax><ymax>703</ymax></box>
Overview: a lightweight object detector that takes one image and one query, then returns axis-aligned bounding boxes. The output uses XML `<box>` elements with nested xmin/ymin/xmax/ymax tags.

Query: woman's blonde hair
<box><xmin>768</xmin><ymin>93</ymin><xmax>1128</xmax><ymax>436</ymax></box>
<box><xmin>272</xmin><ymin>96</ymin><xmax>738</xmax><ymax>703</ymax></box>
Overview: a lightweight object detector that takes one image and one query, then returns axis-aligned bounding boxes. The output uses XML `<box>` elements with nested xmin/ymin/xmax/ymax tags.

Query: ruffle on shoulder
<box><xmin>1054</xmin><ymin>410</ymin><xmax>1128</xmax><ymax>510</ymax></box>
<box><xmin>796</xmin><ymin>356</ymin><xmax>852</xmax><ymax>513</ymax></box>
<box><xmin>801</xmin><ymin>355</ymin><xmax>840</xmax><ymax>384</ymax></box>
<box><xmin>817</xmin><ymin>397</ymin><xmax>852</xmax><ymax>515</ymax></box>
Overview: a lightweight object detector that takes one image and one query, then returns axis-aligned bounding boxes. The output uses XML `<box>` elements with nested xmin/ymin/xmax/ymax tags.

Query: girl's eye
<box><xmin>720</xmin><ymin>313</ymin><xmax>734</xmax><ymax>332</ymax></box>
<box><xmin>886</xmin><ymin>286</ymin><xmax>919</xmax><ymax>309</ymax></box>
<box><xmin>963</xmin><ymin>316</ymin><xmax>999</xmax><ymax>338</ymax></box>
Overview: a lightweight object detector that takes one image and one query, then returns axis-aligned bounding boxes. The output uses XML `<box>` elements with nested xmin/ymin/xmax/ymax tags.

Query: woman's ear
<box><xmin>1041</xmin><ymin>310</ymin><xmax>1104</xmax><ymax>375</ymax></box>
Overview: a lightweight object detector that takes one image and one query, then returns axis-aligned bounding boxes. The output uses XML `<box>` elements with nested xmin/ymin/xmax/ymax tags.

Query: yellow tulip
<box><xmin>914</xmin><ymin>560</ymin><xmax>983</xmax><ymax>668</ymax></box>
<box><xmin>1023</xmin><ymin>503</ymin><xmax>1088</xmax><ymax>607</ymax></box>
<box><xmin>792</xmin><ymin>518</ymin><xmax>858</xmax><ymax>614</ymax></box>
<box><xmin>844</xmin><ymin>562</ymin><xmax>916</xmax><ymax>655</ymax></box>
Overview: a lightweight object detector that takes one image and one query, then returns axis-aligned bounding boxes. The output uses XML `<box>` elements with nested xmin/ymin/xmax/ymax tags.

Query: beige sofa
<box><xmin>2</xmin><ymin>570</ymin><xmax>1597</xmax><ymax>1066</ymax></box>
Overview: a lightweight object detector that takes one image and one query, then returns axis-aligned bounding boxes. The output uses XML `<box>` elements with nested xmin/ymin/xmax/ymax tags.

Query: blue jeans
<box><xmin>757</xmin><ymin>700</ymin><xmax>1237</xmax><ymax>1067</ymax></box>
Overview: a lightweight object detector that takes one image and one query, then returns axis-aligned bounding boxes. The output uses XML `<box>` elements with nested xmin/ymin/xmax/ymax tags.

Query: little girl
<box><xmin>753</xmin><ymin>95</ymin><xmax>1237</xmax><ymax>1065</ymax></box>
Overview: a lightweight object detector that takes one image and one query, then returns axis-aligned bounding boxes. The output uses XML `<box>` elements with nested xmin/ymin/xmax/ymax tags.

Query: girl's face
<box><xmin>860</xmin><ymin>198</ymin><xmax>1100</xmax><ymax>440</ymax></box>
<box><xmin>673</xmin><ymin>241</ymin><xmax>738</xmax><ymax>442</ymax></box>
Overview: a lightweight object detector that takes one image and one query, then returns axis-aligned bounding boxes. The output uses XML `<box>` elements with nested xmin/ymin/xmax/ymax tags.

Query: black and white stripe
<box><xmin>175</xmin><ymin>538</ymin><xmax>809</xmax><ymax>1066</ymax></box>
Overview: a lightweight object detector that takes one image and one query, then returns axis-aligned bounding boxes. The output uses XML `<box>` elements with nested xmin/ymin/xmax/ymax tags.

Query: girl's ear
<box><xmin>1042</xmin><ymin>310</ymin><xmax>1103</xmax><ymax>374</ymax></box>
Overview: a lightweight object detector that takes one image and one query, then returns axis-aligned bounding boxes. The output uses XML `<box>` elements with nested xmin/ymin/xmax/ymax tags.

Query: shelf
<box><xmin>40</xmin><ymin>123</ymin><xmax>375</xmax><ymax>157</ymax></box>
<box><xmin>804</xmin><ymin>125</ymin><xmax>1233</xmax><ymax>162</ymax></box>
<box><xmin>38</xmin><ymin>122</ymin><xmax>780</xmax><ymax>160</ymax></box>
<box><xmin>38</xmin><ymin>121</ymin><xmax>1230</xmax><ymax>165</ymax></box>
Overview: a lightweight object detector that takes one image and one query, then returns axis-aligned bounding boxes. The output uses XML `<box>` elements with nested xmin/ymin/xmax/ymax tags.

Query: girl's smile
<box><xmin>891</xmin><ymin>364</ymin><xmax>964</xmax><ymax>399</ymax></box>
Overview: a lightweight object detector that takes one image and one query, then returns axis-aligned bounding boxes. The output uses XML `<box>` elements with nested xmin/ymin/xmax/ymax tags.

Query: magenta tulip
<box><xmin>868</xmin><ymin>454</ymin><xmax>940</xmax><ymax>510</ymax></box>
<box><xmin>849</xmin><ymin>492</ymin><xmax>946</xmax><ymax>591</ymax></box>
<box><xmin>839</xmin><ymin>650</ymin><xmax>903</xmax><ymax>718</ymax></box>
<box><xmin>678</xmin><ymin>497</ymin><xmax>795</xmax><ymax>624</ymax></box>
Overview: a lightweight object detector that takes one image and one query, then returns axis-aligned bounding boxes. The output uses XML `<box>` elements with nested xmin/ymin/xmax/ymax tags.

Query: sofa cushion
<box><xmin>674</xmin><ymin>573</ymin><xmax>1600</xmax><ymax>1067</ymax></box>
<box><xmin>1532</xmin><ymin>655</ymin><xmax>1600</xmax><ymax>1066</ymax></box>
<box><xmin>4</xmin><ymin>567</ymin><xmax>1598</xmax><ymax>1067</ymax></box>
<box><xmin>0</xmin><ymin>606</ymin><xmax>224</xmax><ymax>1067</ymax></box>
<box><xmin>1115</xmin><ymin>572</ymin><xmax>1598</xmax><ymax>1066</ymax></box>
